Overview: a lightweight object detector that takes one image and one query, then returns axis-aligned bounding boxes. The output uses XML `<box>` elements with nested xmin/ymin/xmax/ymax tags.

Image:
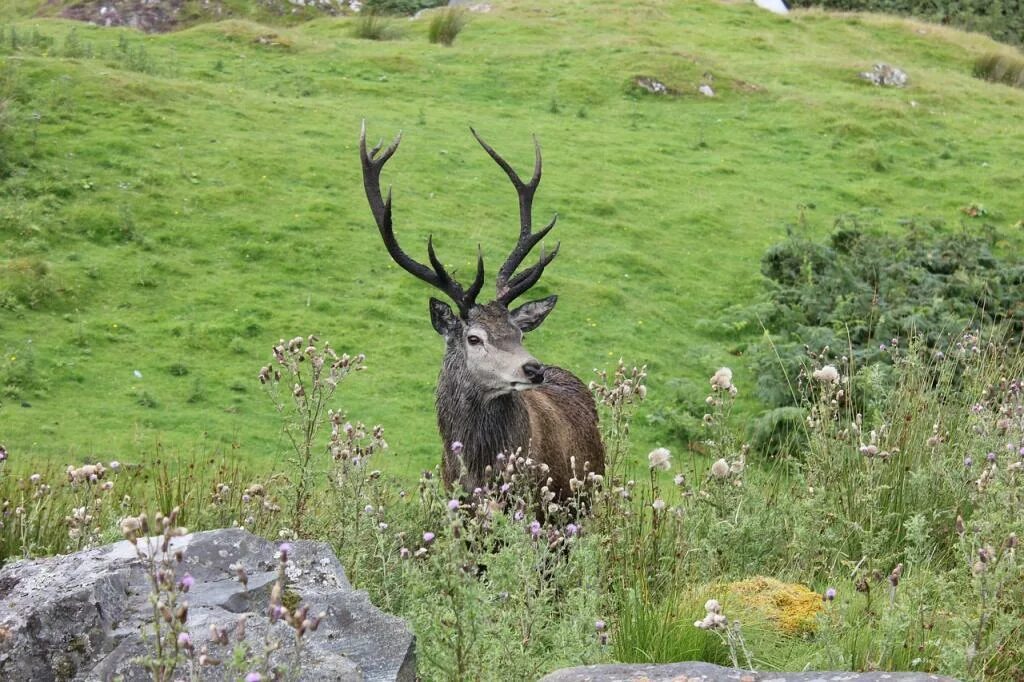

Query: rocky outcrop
<box><xmin>540</xmin><ymin>662</ymin><xmax>958</xmax><ymax>682</ymax></box>
<box><xmin>0</xmin><ymin>528</ymin><xmax>415</xmax><ymax>681</ymax></box>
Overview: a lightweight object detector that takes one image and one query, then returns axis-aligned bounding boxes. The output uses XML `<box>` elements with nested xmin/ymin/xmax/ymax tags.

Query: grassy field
<box><xmin>2</xmin><ymin>0</ymin><xmax>1023</xmax><ymax>479</ymax></box>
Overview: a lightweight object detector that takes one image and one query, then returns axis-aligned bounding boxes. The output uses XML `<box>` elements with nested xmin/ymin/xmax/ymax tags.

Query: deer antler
<box><xmin>470</xmin><ymin>127</ymin><xmax>560</xmax><ymax>307</ymax></box>
<box><xmin>360</xmin><ymin>122</ymin><xmax>484</xmax><ymax>318</ymax></box>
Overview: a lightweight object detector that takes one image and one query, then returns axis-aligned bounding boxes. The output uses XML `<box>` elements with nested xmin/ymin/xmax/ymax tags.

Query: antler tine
<box><xmin>360</xmin><ymin>122</ymin><xmax>483</xmax><ymax>317</ymax></box>
<box><xmin>470</xmin><ymin>127</ymin><xmax>559</xmax><ymax>305</ymax></box>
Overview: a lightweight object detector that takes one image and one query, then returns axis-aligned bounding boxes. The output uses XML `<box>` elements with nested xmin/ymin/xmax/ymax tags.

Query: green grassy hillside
<box><xmin>1</xmin><ymin>0</ymin><xmax>1023</xmax><ymax>477</ymax></box>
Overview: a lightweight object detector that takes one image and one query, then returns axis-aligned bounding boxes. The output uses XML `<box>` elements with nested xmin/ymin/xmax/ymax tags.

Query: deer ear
<box><xmin>510</xmin><ymin>295</ymin><xmax>557</xmax><ymax>333</ymax></box>
<box><xmin>429</xmin><ymin>298</ymin><xmax>460</xmax><ymax>337</ymax></box>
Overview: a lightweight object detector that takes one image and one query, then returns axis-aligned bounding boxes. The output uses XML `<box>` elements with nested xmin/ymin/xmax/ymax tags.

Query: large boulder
<box><xmin>540</xmin><ymin>662</ymin><xmax>958</xmax><ymax>682</ymax></box>
<box><xmin>0</xmin><ymin>528</ymin><xmax>415</xmax><ymax>681</ymax></box>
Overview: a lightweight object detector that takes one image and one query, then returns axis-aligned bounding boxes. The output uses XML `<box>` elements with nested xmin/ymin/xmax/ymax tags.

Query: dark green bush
<box><xmin>363</xmin><ymin>0</ymin><xmax>446</xmax><ymax>16</ymax></box>
<box><xmin>744</xmin><ymin>219</ymin><xmax>1024</xmax><ymax>407</ymax></box>
<box><xmin>788</xmin><ymin>0</ymin><xmax>1024</xmax><ymax>47</ymax></box>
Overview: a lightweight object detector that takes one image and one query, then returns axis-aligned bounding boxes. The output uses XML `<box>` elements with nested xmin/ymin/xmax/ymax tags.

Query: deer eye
<box><xmin>467</xmin><ymin>334</ymin><xmax>483</xmax><ymax>346</ymax></box>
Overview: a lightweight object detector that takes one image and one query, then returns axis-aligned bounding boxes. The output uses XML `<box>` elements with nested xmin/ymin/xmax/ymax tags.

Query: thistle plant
<box><xmin>259</xmin><ymin>335</ymin><xmax>366</xmax><ymax>536</ymax></box>
<box><xmin>590</xmin><ymin>360</ymin><xmax>647</xmax><ymax>481</ymax></box>
<box><xmin>120</xmin><ymin>507</ymin><xmax>191</xmax><ymax>682</ymax></box>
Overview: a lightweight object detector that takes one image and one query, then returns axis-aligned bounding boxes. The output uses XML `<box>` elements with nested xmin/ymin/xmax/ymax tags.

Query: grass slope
<box><xmin>1</xmin><ymin>0</ymin><xmax>1023</xmax><ymax>478</ymax></box>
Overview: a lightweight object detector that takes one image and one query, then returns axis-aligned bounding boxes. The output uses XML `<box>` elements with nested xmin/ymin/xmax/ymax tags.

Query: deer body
<box><xmin>360</xmin><ymin>125</ymin><xmax>604</xmax><ymax>498</ymax></box>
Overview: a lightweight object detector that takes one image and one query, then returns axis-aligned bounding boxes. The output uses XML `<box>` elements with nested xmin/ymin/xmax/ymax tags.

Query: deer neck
<box><xmin>436</xmin><ymin>350</ymin><xmax>532</xmax><ymax>488</ymax></box>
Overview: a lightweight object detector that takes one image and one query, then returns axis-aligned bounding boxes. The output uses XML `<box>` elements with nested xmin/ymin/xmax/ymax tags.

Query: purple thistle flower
<box><xmin>245</xmin><ymin>674</ymin><xmax>262</xmax><ymax>682</ymax></box>
<box><xmin>987</xmin><ymin>451</ymin><xmax>997</xmax><ymax>463</ymax></box>
<box><xmin>0</xmin><ymin>444</ymin><xmax>7</xmax><ymax>462</ymax></box>
<box><xmin>595</xmin><ymin>619</ymin><xmax>606</xmax><ymax>632</ymax></box>
<box><xmin>529</xmin><ymin>520</ymin><xmax>541</xmax><ymax>540</ymax></box>
<box><xmin>451</xmin><ymin>441</ymin><xmax>464</xmax><ymax>455</ymax></box>
<box><xmin>500</xmin><ymin>482</ymin><xmax>511</xmax><ymax>493</ymax></box>
<box><xmin>279</xmin><ymin>542</ymin><xmax>293</xmax><ymax>560</ymax></box>
<box><xmin>422</xmin><ymin>531</ymin><xmax>435</xmax><ymax>545</ymax></box>
<box><xmin>399</xmin><ymin>547</ymin><xmax>411</xmax><ymax>560</ymax></box>
<box><xmin>177</xmin><ymin>632</ymin><xmax>191</xmax><ymax>647</ymax></box>
<box><xmin>447</xmin><ymin>499</ymin><xmax>460</xmax><ymax>512</ymax></box>
<box><xmin>514</xmin><ymin>510</ymin><xmax>524</xmax><ymax>521</ymax></box>
<box><xmin>179</xmin><ymin>573</ymin><xmax>195</xmax><ymax>592</ymax></box>
<box><xmin>964</xmin><ymin>457</ymin><xmax>973</xmax><ymax>468</ymax></box>
<box><xmin>824</xmin><ymin>587</ymin><xmax>837</xmax><ymax>601</ymax></box>
<box><xmin>565</xmin><ymin>523</ymin><xmax>579</xmax><ymax>537</ymax></box>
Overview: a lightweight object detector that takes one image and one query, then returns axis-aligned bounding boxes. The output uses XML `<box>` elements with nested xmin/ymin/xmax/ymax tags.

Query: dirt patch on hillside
<box><xmin>60</xmin><ymin>0</ymin><xmax>194</xmax><ymax>33</ymax></box>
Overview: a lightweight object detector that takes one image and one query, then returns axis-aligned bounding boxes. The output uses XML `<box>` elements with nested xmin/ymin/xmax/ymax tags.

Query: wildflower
<box><xmin>399</xmin><ymin>547</ymin><xmax>411</xmax><ymax>560</ymax></box>
<box><xmin>447</xmin><ymin>499</ymin><xmax>460</xmax><ymax>512</ymax></box>
<box><xmin>730</xmin><ymin>459</ymin><xmax>745</xmax><ymax>475</ymax></box>
<box><xmin>245</xmin><ymin>673</ymin><xmax>262</xmax><ymax>682</ymax></box>
<box><xmin>179</xmin><ymin>574</ymin><xmax>195</xmax><ymax>592</ymax></box>
<box><xmin>364</xmin><ymin>504</ymin><xmax>375</xmax><ymax>515</ymax></box>
<box><xmin>177</xmin><ymin>632</ymin><xmax>191</xmax><ymax>648</ymax></box>
<box><xmin>710</xmin><ymin>367</ymin><xmax>733</xmax><ymax>391</ymax></box>
<box><xmin>0</xmin><ymin>444</ymin><xmax>6</xmax><ymax>462</ymax></box>
<box><xmin>673</xmin><ymin>473</ymin><xmax>686</xmax><ymax>487</ymax></box>
<box><xmin>529</xmin><ymin>520</ymin><xmax>542</xmax><ymax>540</ymax></box>
<box><xmin>987</xmin><ymin>451</ymin><xmax>997</xmax><ymax>463</ymax></box>
<box><xmin>279</xmin><ymin>542</ymin><xmax>293</xmax><ymax>561</ymax></box>
<box><xmin>710</xmin><ymin>458</ymin><xmax>730</xmax><ymax>479</ymax></box>
<box><xmin>652</xmin><ymin>499</ymin><xmax>666</xmax><ymax>511</ymax></box>
<box><xmin>595</xmin><ymin>619</ymin><xmax>606</xmax><ymax>632</ymax></box>
<box><xmin>109</xmin><ymin>460</ymin><xmax>120</xmax><ymax>471</ymax></box>
<box><xmin>451</xmin><ymin>441</ymin><xmax>464</xmax><ymax>455</ymax></box>
<box><xmin>964</xmin><ymin>457</ymin><xmax>973</xmax><ymax>468</ymax></box>
<box><xmin>422</xmin><ymin>531</ymin><xmax>435</xmax><ymax>545</ymax></box>
<box><xmin>705</xmin><ymin>599</ymin><xmax>721</xmax><ymax>614</ymax></box>
<box><xmin>565</xmin><ymin>523</ymin><xmax>579</xmax><ymax>537</ymax></box>
<box><xmin>29</xmin><ymin>474</ymin><xmax>41</xmax><ymax>485</ymax></box>
<box><xmin>812</xmin><ymin>365</ymin><xmax>840</xmax><ymax>384</ymax></box>
<box><xmin>648</xmin><ymin>447</ymin><xmax>672</xmax><ymax>471</ymax></box>
<box><xmin>823</xmin><ymin>587</ymin><xmax>837</xmax><ymax>601</ymax></box>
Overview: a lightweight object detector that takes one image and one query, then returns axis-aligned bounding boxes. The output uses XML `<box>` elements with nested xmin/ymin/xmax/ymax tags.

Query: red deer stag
<box><xmin>359</xmin><ymin>123</ymin><xmax>604</xmax><ymax>498</ymax></box>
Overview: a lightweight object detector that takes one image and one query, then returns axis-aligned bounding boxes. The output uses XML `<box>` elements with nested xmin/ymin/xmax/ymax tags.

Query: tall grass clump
<box><xmin>351</xmin><ymin>12</ymin><xmax>400</xmax><ymax>41</ymax></box>
<box><xmin>428</xmin><ymin>8</ymin><xmax>467</xmax><ymax>46</ymax></box>
<box><xmin>973</xmin><ymin>52</ymin><xmax>1024</xmax><ymax>88</ymax></box>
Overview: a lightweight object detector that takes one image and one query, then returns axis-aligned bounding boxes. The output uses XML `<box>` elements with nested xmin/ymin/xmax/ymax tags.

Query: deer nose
<box><xmin>522</xmin><ymin>361</ymin><xmax>545</xmax><ymax>384</ymax></box>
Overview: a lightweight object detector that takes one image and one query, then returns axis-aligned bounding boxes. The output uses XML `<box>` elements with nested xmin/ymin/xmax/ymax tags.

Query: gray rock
<box><xmin>859</xmin><ymin>63</ymin><xmax>909</xmax><ymax>87</ymax></box>
<box><xmin>540</xmin><ymin>662</ymin><xmax>959</xmax><ymax>682</ymax></box>
<box><xmin>0</xmin><ymin>528</ymin><xmax>415</xmax><ymax>682</ymax></box>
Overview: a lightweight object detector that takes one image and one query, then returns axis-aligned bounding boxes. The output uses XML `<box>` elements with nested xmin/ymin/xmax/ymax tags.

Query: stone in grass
<box><xmin>0</xmin><ymin>527</ymin><xmax>415</xmax><ymax>681</ymax></box>
<box><xmin>633</xmin><ymin>76</ymin><xmax>678</xmax><ymax>96</ymax></box>
<box><xmin>540</xmin><ymin>661</ymin><xmax>960</xmax><ymax>681</ymax></box>
<box><xmin>859</xmin><ymin>63</ymin><xmax>909</xmax><ymax>87</ymax></box>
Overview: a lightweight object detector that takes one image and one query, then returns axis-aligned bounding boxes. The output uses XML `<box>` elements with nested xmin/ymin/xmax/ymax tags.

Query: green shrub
<box><xmin>745</xmin><ymin>219</ymin><xmax>1024</xmax><ymax>407</ymax></box>
<box><xmin>787</xmin><ymin>0</ymin><xmax>1024</xmax><ymax>47</ymax></box>
<box><xmin>428</xmin><ymin>7</ymin><xmax>467</xmax><ymax>46</ymax></box>
<box><xmin>363</xmin><ymin>0</ymin><xmax>445</xmax><ymax>16</ymax></box>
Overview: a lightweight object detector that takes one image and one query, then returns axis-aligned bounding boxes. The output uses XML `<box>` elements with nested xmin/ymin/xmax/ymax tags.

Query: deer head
<box><xmin>360</xmin><ymin>123</ymin><xmax>562</xmax><ymax>396</ymax></box>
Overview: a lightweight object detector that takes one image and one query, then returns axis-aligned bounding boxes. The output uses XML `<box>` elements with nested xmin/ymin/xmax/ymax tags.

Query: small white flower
<box><xmin>704</xmin><ymin>598</ymin><xmax>721</xmax><ymax>614</ymax></box>
<box><xmin>812</xmin><ymin>365</ymin><xmax>840</xmax><ymax>384</ymax></box>
<box><xmin>710</xmin><ymin>367</ymin><xmax>733</xmax><ymax>391</ymax></box>
<box><xmin>710</xmin><ymin>458</ymin><xmax>730</xmax><ymax>479</ymax></box>
<box><xmin>652</xmin><ymin>499</ymin><xmax>666</xmax><ymax>511</ymax></box>
<box><xmin>648</xmin><ymin>447</ymin><xmax>672</xmax><ymax>471</ymax></box>
<box><xmin>674</xmin><ymin>473</ymin><xmax>686</xmax><ymax>487</ymax></box>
